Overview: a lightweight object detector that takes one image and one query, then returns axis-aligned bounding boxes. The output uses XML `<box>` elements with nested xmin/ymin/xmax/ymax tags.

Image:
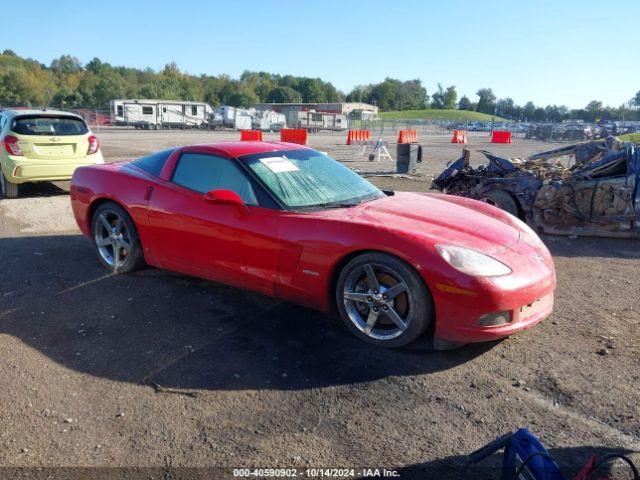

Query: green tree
<box><xmin>585</xmin><ymin>100</ymin><xmax>603</xmax><ymax>121</ymax></box>
<box><xmin>346</xmin><ymin>85</ymin><xmax>371</xmax><ymax>103</ymax></box>
<box><xmin>523</xmin><ymin>101</ymin><xmax>536</xmax><ymax>120</ymax></box>
<box><xmin>0</xmin><ymin>68</ymin><xmax>35</xmax><ymax>105</ymax></box>
<box><xmin>370</xmin><ymin>79</ymin><xmax>399</xmax><ymax>110</ymax></box>
<box><xmin>298</xmin><ymin>78</ymin><xmax>325</xmax><ymax>103</ymax></box>
<box><xmin>227</xmin><ymin>86</ymin><xmax>259</xmax><ymax>107</ymax></box>
<box><xmin>430</xmin><ymin>83</ymin><xmax>445</xmax><ymax>109</ymax></box>
<box><xmin>457</xmin><ymin>95</ymin><xmax>473</xmax><ymax>111</ymax></box>
<box><xmin>266</xmin><ymin>86</ymin><xmax>302</xmax><ymax>103</ymax></box>
<box><xmin>86</xmin><ymin>57</ymin><xmax>106</xmax><ymax>75</ymax></box>
<box><xmin>443</xmin><ymin>86</ymin><xmax>457</xmax><ymax>109</ymax></box>
<box><xmin>93</xmin><ymin>70</ymin><xmax>127</xmax><ymax>107</ymax></box>
<box><xmin>496</xmin><ymin>98</ymin><xmax>518</xmax><ymax>119</ymax></box>
<box><xmin>634</xmin><ymin>91</ymin><xmax>640</xmax><ymax>108</ymax></box>
<box><xmin>324</xmin><ymin>83</ymin><xmax>343</xmax><ymax>103</ymax></box>
<box><xmin>50</xmin><ymin>55</ymin><xmax>82</xmax><ymax>75</ymax></box>
<box><xmin>476</xmin><ymin>88</ymin><xmax>496</xmax><ymax>114</ymax></box>
<box><xmin>279</xmin><ymin>75</ymin><xmax>299</xmax><ymax>90</ymax></box>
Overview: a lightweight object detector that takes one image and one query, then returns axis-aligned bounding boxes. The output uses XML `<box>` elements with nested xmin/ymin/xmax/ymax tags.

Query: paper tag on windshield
<box><xmin>259</xmin><ymin>156</ymin><xmax>299</xmax><ymax>173</ymax></box>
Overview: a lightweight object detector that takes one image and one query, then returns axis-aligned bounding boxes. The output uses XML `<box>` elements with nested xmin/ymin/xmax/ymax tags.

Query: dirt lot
<box><xmin>1</xmin><ymin>129</ymin><xmax>639</xmax><ymax>479</ymax></box>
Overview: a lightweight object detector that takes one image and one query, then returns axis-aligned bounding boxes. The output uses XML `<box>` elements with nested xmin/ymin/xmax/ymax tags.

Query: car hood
<box><xmin>315</xmin><ymin>192</ymin><xmax>521</xmax><ymax>253</ymax></box>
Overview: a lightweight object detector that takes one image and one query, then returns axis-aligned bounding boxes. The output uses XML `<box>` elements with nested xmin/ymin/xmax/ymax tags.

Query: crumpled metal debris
<box><xmin>432</xmin><ymin>137</ymin><xmax>640</xmax><ymax>238</ymax></box>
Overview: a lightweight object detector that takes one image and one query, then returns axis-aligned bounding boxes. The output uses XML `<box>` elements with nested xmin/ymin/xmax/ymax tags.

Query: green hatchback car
<box><xmin>0</xmin><ymin>109</ymin><xmax>104</xmax><ymax>198</ymax></box>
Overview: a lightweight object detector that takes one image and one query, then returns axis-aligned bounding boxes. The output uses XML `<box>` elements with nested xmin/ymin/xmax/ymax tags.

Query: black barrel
<box><xmin>396</xmin><ymin>143</ymin><xmax>422</xmax><ymax>174</ymax></box>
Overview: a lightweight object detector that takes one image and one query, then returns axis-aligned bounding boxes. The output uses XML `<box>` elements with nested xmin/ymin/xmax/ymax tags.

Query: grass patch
<box><xmin>618</xmin><ymin>132</ymin><xmax>640</xmax><ymax>143</ymax></box>
<box><xmin>379</xmin><ymin>109</ymin><xmax>508</xmax><ymax>122</ymax></box>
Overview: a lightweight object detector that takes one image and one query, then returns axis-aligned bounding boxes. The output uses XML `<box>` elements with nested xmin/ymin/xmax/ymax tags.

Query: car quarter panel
<box><xmin>71</xmin><ymin>163</ymin><xmax>157</xmax><ymax>263</ymax></box>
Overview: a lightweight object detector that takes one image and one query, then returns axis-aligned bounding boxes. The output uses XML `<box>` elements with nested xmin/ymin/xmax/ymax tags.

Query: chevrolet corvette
<box><xmin>70</xmin><ymin>142</ymin><xmax>556</xmax><ymax>349</ymax></box>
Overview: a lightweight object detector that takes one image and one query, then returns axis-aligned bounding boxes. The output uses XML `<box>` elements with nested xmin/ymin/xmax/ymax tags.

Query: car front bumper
<box><xmin>430</xmin><ymin>257</ymin><xmax>556</xmax><ymax>345</ymax></box>
<box><xmin>2</xmin><ymin>152</ymin><xmax>104</xmax><ymax>184</ymax></box>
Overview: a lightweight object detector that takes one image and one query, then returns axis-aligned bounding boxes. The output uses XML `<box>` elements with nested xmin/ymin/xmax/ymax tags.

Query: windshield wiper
<box><xmin>315</xmin><ymin>194</ymin><xmax>384</xmax><ymax>210</ymax></box>
<box><xmin>315</xmin><ymin>201</ymin><xmax>359</xmax><ymax>209</ymax></box>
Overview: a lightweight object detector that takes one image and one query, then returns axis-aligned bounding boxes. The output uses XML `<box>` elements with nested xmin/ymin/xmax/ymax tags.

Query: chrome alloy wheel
<box><xmin>93</xmin><ymin>209</ymin><xmax>132</xmax><ymax>269</ymax></box>
<box><xmin>342</xmin><ymin>263</ymin><xmax>412</xmax><ymax>341</ymax></box>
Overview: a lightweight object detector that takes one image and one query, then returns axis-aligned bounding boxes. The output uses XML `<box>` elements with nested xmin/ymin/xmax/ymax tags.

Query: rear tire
<box><xmin>91</xmin><ymin>202</ymin><xmax>145</xmax><ymax>274</ymax></box>
<box><xmin>0</xmin><ymin>168</ymin><xmax>18</xmax><ymax>198</ymax></box>
<box><xmin>480</xmin><ymin>189</ymin><xmax>519</xmax><ymax>217</ymax></box>
<box><xmin>336</xmin><ymin>252</ymin><xmax>434</xmax><ymax>348</ymax></box>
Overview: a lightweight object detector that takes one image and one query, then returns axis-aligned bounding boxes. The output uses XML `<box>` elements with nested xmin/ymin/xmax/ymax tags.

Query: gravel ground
<box><xmin>0</xmin><ymin>129</ymin><xmax>638</xmax><ymax>479</ymax></box>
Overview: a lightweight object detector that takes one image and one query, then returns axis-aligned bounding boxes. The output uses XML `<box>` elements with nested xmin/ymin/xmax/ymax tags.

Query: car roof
<box><xmin>187</xmin><ymin>141</ymin><xmax>312</xmax><ymax>158</ymax></box>
<box><xmin>1</xmin><ymin>108</ymin><xmax>84</xmax><ymax>120</ymax></box>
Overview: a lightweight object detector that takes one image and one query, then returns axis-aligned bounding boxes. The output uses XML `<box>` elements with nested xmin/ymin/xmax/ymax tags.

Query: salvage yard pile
<box><xmin>433</xmin><ymin>137</ymin><xmax>639</xmax><ymax>237</ymax></box>
<box><xmin>510</xmin><ymin>138</ymin><xmax>627</xmax><ymax>181</ymax></box>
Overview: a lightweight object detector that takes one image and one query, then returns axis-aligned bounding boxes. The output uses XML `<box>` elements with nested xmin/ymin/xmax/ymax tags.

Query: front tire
<box><xmin>336</xmin><ymin>252</ymin><xmax>434</xmax><ymax>348</ymax></box>
<box><xmin>91</xmin><ymin>202</ymin><xmax>145</xmax><ymax>274</ymax></box>
<box><xmin>0</xmin><ymin>168</ymin><xmax>18</xmax><ymax>198</ymax></box>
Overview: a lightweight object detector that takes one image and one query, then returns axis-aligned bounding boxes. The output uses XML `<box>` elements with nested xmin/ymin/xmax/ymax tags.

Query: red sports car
<box><xmin>70</xmin><ymin>142</ymin><xmax>556</xmax><ymax>349</ymax></box>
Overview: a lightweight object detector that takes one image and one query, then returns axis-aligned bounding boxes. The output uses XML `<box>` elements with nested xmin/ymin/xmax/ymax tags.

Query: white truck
<box><xmin>110</xmin><ymin>99</ymin><xmax>213</xmax><ymax>129</ymax></box>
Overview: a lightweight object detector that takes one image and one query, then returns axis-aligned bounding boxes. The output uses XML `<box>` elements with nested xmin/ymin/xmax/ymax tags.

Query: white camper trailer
<box><xmin>219</xmin><ymin>106</ymin><xmax>253</xmax><ymax>130</ymax></box>
<box><xmin>110</xmin><ymin>99</ymin><xmax>213</xmax><ymax>129</ymax></box>
<box><xmin>287</xmin><ymin>110</ymin><xmax>348</xmax><ymax>132</ymax></box>
<box><xmin>251</xmin><ymin>109</ymin><xmax>287</xmax><ymax>131</ymax></box>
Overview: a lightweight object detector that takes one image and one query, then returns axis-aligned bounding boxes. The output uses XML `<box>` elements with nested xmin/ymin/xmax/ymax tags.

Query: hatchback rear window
<box><xmin>12</xmin><ymin>116</ymin><xmax>89</xmax><ymax>136</ymax></box>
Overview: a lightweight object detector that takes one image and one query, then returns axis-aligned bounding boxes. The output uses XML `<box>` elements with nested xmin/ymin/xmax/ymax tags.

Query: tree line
<box><xmin>0</xmin><ymin>51</ymin><xmax>343</xmax><ymax>110</ymax></box>
<box><xmin>1</xmin><ymin>50</ymin><xmax>638</xmax><ymax>122</ymax></box>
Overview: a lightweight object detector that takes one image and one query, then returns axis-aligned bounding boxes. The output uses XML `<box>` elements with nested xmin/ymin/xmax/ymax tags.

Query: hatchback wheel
<box><xmin>0</xmin><ymin>168</ymin><xmax>18</xmax><ymax>198</ymax></box>
<box><xmin>336</xmin><ymin>252</ymin><xmax>434</xmax><ymax>348</ymax></box>
<box><xmin>91</xmin><ymin>202</ymin><xmax>145</xmax><ymax>273</ymax></box>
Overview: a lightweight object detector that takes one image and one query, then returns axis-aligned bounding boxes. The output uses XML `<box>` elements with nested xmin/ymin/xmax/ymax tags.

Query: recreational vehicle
<box><xmin>287</xmin><ymin>110</ymin><xmax>348</xmax><ymax>132</ymax></box>
<box><xmin>109</xmin><ymin>99</ymin><xmax>212</xmax><ymax>129</ymax></box>
<box><xmin>251</xmin><ymin>109</ymin><xmax>287</xmax><ymax>131</ymax></box>
<box><xmin>219</xmin><ymin>106</ymin><xmax>252</xmax><ymax>130</ymax></box>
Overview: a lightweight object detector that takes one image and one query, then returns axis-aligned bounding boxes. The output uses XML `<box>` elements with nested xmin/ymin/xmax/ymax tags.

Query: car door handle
<box><xmin>145</xmin><ymin>186</ymin><xmax>154</xmax><ymax>202</ymax></box>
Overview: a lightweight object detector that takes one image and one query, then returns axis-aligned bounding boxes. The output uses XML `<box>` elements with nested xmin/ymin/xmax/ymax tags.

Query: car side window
<box><xmin>132</xmin><ymin>148</ymin><xmax>174</xmax><ymax>177</ymax></box>
<box><xmin>172</xmin><ymin>153</ymin><xmax>258</xmax><ymax>206</ymax></box>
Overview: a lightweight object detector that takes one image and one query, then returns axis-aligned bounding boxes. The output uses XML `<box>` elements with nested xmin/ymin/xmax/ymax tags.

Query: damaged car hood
<box><xmin>314</xmin><ymin>192</ymin><xmax>521</xmax><ymax>252</ymax></box>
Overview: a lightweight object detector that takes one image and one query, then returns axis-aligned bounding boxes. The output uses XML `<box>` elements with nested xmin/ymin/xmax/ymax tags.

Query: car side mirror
<box><xmin>204</xmin><ymin>189</ymin><xmax>250</xmax><ymax>215</ymax></box>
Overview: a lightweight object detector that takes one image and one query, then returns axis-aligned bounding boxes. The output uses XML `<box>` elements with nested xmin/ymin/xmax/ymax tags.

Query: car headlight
<box><xmin>436</xmin><ymin>244</ymin><xmax>512</xmax><ymax>277</ymax></box>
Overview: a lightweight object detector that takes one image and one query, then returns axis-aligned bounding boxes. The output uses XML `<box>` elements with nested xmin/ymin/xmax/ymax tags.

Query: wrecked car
<box><xmin>432</xmin><ymin>137</ymin><xmax>640</xmax><ymax>238</ymax></box>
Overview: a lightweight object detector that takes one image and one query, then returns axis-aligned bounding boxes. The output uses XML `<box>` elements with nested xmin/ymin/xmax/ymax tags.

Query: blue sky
<box><xmin>5</xmin><ymin>0</ymin><xmax>639</xmax><ymax>108</ymax></box>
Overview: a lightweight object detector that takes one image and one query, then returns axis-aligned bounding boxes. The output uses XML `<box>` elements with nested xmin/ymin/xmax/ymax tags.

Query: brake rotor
<box><xmin>354</xmin><ymin>271</ymin><xmax>409</xmax><ymax>326</ymax></box>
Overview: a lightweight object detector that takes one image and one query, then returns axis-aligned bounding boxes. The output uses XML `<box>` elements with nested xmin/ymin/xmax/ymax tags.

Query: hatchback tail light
<box><xmin>87</xmin><ymin>135</ymin><xmax>100</xmax><ymax>155</ymax></box>
<box><xmin>3</xmin><ymin>135</ymin><xmax>23</xmax><ymax>156</ymax></box>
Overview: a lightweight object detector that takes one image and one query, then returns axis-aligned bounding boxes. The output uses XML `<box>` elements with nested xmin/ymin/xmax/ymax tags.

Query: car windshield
<box><xmin>242</xmin><ymin>149</ymin><xmax>385</xmax><ymax>210</ymax></box>
<box><xmin>12</xmin><ymin>116</ymin><xmax>89</xmax><ymax>136</ymax></box>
